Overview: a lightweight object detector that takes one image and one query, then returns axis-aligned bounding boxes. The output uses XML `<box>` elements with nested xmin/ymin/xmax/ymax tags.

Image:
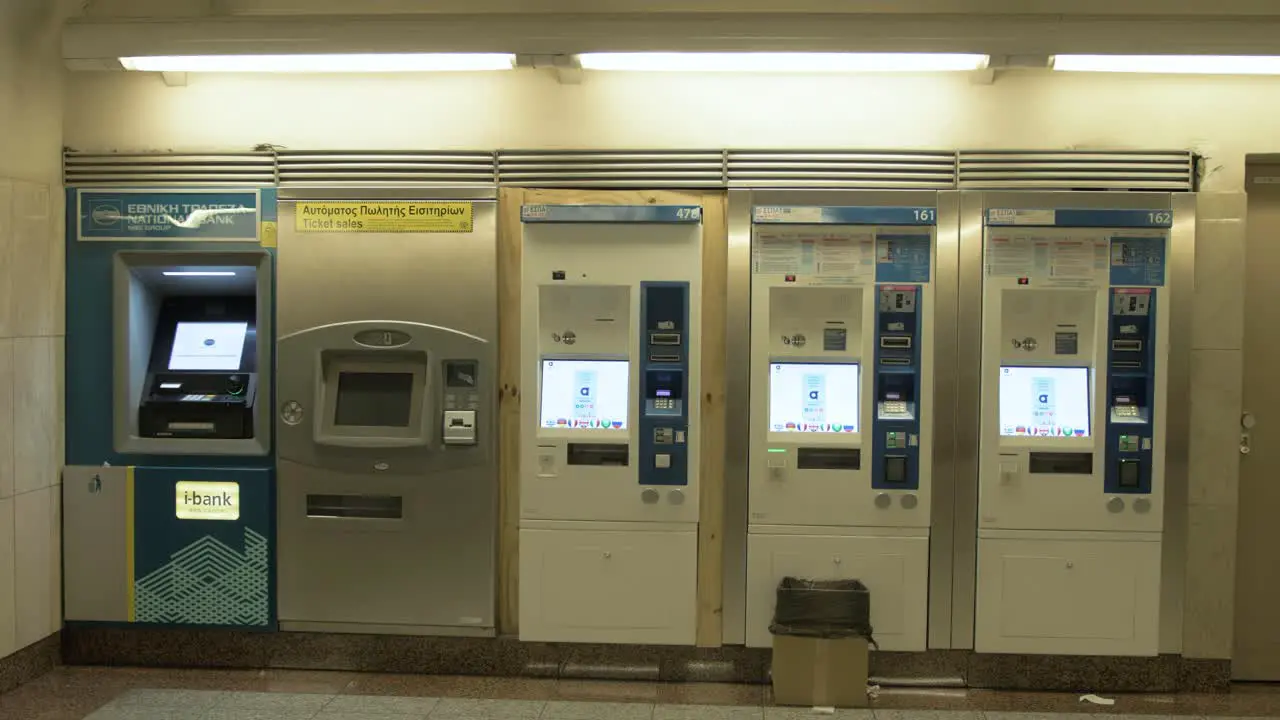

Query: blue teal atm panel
<box><xmin>131</xmin><ymin>466</ymin><xmax>274</xmax><ymax>628</ymax></box>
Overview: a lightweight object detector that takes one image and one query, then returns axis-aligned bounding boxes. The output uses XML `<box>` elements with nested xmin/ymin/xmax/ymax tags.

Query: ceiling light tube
<box><xmin>119</xmin><ymin>53</ymin><xmax>517</xmax><ymax>73</ymax></box>
<box><xmin>578</xmin><ymin>52</ymin><xmax>989</xmax><ymax>73</ymax></box>
<box><xmin>163</xmin><ymin>271</ymin><xmax>236</xmax><ymax>277</ymax></box>
<box><xmin>1054</xmin><ymin>54</ymin><xmax>1280</xmax><ymax>75</ymax></box>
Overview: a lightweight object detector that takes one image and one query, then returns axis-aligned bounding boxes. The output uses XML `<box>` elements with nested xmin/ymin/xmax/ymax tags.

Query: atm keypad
<box><xmin>1114</xmin><ymin>406</ymin><xmax>1140</xmax><ymax>418</ymax></box>
<box><xmin>654</xmin><ymin>398</ymin><xmax>675</xmax><ymax>411</ymax></box>
<box><xmin>882</xmin><ymin>401</ymin><xmax>908</xmax><ymax>416</ymax></box>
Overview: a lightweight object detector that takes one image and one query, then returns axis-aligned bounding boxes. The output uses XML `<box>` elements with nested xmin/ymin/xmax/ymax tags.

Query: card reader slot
<box><xmin>1112</xmin><ymin>360</ymin><xmax>1142</xmax><ymax>369</ymax></box>
<box><xmin>879</xmin><ymin>357</ymin><xmax>911</xmax><ymax>366</ymax></box>
<box><xmin>306</xmin><ymin>494</ymin><xmax>403</xmax><ymax>520</ymax></box>
<box><xmin>797</xmin><ymin>448</ymin><xmax>861</xmax><ymax>470</ymax></box>
<box><xmin>880</xmin><ymin>336</ymin><xmax>913</xmax><ymax>349</ymax></box>
<box><xmin>1111</xmin><ymin>339</ymin><xmax>1143</xmax><ymax>352</ymax></box>
<box><xmin>649</xmin><ymin>353</ymin><xmax>682</xmax><ymax>363</ymax></box>
<box><xmin>649</xmin><ymin>332</ymin><xmax>682</xmax><ymax>345</ymax></box>
<box><xmin>567</xmin><ymin>443</ymin><xmax>630</xmax><ymax>466</ymax></box>
<box><xmin>1028</xmin><ymin>452</ymin><xmax>1093</xmax><ymax>475</ymax></box>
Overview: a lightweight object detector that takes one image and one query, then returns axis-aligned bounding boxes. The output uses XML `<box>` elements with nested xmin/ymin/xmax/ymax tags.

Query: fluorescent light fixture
<box><xmin>119</xmin><ymin>53</ymin><xmax>517</xmax><ymax>73</ymax></box>
<box><xmin>163</xmin><ymin>271</ymin><xmax>236</xmax><ymax>277</ymax></box>
<box><xmin>1054</xmin><ymin>54</ymin><xmax>1280</xmax><ymax>75</ymax></box>
<box><xmin>578</xmin><ymin>52</ymin><xmax>988</xmax><ymax>72</ymax></box>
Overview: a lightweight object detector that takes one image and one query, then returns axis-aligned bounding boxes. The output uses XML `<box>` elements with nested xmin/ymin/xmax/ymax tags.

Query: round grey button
<box><xmin>668</xmin><ymin>489</ymin><xmax>686</xmax><ymax>505</ymax></box>
<box><xmin>900</xmin><ymin>494</ymin><xmax>919</xmax><ymax>510</ymax></box>
<box><xmin>641</xmin><ymin>488</ymin><xmax>660</xmax><ymax>504</ymax></box>
<box><xmin>1107</xmin><ymin>496</ymin><xmax>1125</xmax><ymax>513</ymax></box>
<box><xmin>874</xmin><ymin>493</ymin><xmax>892</xmax><ymax>509</ymax></box>
<box><xmin>1134</xmin><ymin>497</ymin><xmax>1152</xmax><ymax>514</ymax></box>
<box><xmin>281</xmin><ymin>400</ymin><xmax>304</xmax><ymax>425</ymax></box>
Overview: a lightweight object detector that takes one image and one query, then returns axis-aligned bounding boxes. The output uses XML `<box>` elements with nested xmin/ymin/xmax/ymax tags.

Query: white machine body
<box><xmin>518</xmin><ymin>204</ymin><xmax>703</xmax><ymax>645</ymax></box>
<box><xmin>974</xmin><ymin>201</ymin><xmax>1172</xmax><ymax>656</ymax></box>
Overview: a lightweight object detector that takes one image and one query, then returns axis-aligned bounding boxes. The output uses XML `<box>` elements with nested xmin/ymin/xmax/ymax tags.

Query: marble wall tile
<box><xmin>1192</xmin><ymin>217</ymin><xmax>1245</xmax><ymax>352</ymax></box>
<box><xmin>14</xmin><ymin>484</ymin><xmax>59</xmax><ymax>649</ymax></box>
<box><xmin>12</xmin><ymin>335</ymin><xmax>59</xmax><ymax>496</ymax></box>
<box><xmin>0</xmin><ymin>338</ymin><xmax>13</xmax><ymax>500</ymax></box>
<box><xmin>1183</xmin><ymin>503</ymin><xmax>1239</xmax><ymax>659</ymax></box>
<box><xmin>7</xmin><ymin>180</ymin><xmax>61</xmax><ymax>339</ymax></box>
<box><xmin>0</xmin><ymin>496</ymin><xmax>15</xmax><ymax>659</ymax></box>
<box><xmin>1188</xmin><ymin>349</ymin><xmax>1243</xmax><ymax>507</ymax></box>
<box><xmin>0</xmin><ymin>179</ymin><xmax>12</xmax><ymax>339</ymax></box>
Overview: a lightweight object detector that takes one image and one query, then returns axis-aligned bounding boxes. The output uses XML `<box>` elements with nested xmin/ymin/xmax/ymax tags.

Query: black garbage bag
<box><xmin>769</xmin><ymin>577</ymin><xmax>877</xmax><ymax>648</ymax></box>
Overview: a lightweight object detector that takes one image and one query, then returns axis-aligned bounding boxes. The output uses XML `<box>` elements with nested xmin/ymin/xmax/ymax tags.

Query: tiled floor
<box><xmin>1</xmin><ymin>668</ymin><xmax>1279</xmax><ymax>720</ymax></box>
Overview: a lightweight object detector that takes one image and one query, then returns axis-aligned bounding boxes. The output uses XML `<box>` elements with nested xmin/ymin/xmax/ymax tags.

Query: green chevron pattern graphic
<box><xmin>134</xmin><ymin>527</ymin><xmax>269</xmax><ymax>626</ymax></box>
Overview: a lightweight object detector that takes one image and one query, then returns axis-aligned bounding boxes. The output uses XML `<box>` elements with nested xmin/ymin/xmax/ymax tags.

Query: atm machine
<box><xmin>741</xmin><ymin>193</ymin><xmax>947</xmax><ymax>652</ymax></box>
<box><xmin>971</xmin><ymin>194</ymin><xmax>1182</xmax><ymax>656</ymax></box>
<box><xmin>518</xmin><ymin>204</ymin><xmax>703</xmax><ymax>645</ymax></box>
<box><xmin>275</xmin><ymin>189</ymin><xmax>496</xmax><ymax>636</ymax></box>
<box><xmin>62</xmin><ymin>188</ymin><xmax>275</xmax><ymax>629</ymax></box>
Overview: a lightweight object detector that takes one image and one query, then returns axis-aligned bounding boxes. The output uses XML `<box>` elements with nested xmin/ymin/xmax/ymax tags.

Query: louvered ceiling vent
<box><xmin>277</xmin><ymin>151</ymin><xmax>496</xmax><ymax>186</ymax></box>
<box><xmin>496</xmin><ymin>150</ymin><xmax>724</xmax><ymax>188</ymax></box>
<box><xmin>727</xmin><ymin>150</ymin><xmax>957</xmax><ymax>189</ymax></box>
<box><xmin>957</xmin><ymin>150</ymin><xmax>1198</xmax><ymax>191</ymax></box>
<box><xmin>63</xmin><ymin>153</ymin><xmax>276</xmax><ymax>187</ymax></box>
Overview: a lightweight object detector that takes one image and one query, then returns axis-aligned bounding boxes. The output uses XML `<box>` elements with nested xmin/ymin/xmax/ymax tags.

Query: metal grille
<box><xmin>957</xmin><ymin>150</ymin><xmax>1198</xmax><ymax>191</ymax></box>
<box><xmin>726</xmin><ymin>150</ymin><xmax>957</xmax><ymax>189</ymax></box>
<box><xmin>63</xmin><ymin>153</ymin><xmax>276</xmax><ymax>187</ymax></box>
<box><xmin>277</xmin><ymin>151</ymin><xmax>496</xmax><ymax>186</ymax></box>
<box><xmin>496</xmin><ymin>150</ymin><xmax>724</xmax><ymax>188</ymax></box>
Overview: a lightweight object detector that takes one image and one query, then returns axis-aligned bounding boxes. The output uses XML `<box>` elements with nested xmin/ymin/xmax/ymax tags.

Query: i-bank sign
<box><xmin>175</xmin><ymin>481</ymin><xmax>240</xmax><ymax>521</ymax></box>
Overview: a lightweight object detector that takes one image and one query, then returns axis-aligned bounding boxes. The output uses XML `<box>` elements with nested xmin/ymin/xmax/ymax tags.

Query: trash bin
<box><xmin>769</xmin><ymin>577</ymin><xmax>875</xmax><ymax>708</ymax></box>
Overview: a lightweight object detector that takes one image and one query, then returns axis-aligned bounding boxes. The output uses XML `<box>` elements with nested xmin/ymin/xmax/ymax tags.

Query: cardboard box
<box><xmin>770</xmin><ymin>635</ymin><xmax>869</xmax><ymax>708</ymax></box>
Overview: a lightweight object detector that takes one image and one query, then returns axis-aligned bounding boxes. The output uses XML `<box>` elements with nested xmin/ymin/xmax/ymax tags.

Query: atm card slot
<box><xmin>1112</xmin><ymin>360</ymin><xmax>1142</xmax><ymax>369</ymax></box>
<box><xmin>1028</xmin><ymin>452</ymin><xmax>1093</xmax><ymax>475</ymax></box>
<box><xmin>168</xmin><ymin>422</ymin><xmax>216</xmax><ymax>432</ymax></box>
<box><xmin>797</xmin><ymin>448</ymin><xmax>861</xmax><ymax>470</ymax></box>
<box><xmin>650</xmin><ymin>332</ymin><xmax>682</xmax><ymax>345</ymax></box>
<box><xmin>568</xmin><ymin>443</ymin><xmax>630</xmax><ymax>466</ymax></box>
<box><xmin>306</xmin><ymin>494</ymin><xmax>403</xmax><ymax>520</ymax></box>
<box><xmin>879</xmin><ymin>357</ymin><xmax>911</xmax><ymax>366</ymax></box>
<box><xmin>1111</xmin><ymin>339</ymin><xmax>1143</xmax><ymax>352</ymax></box>
<box><xmin>880</xmin><ymin>336</ymin><xmax>913</xmax><ymax>349</ymax></box>
<box><xmin>649</xmin><ymin>353</ymin><xmax>682</xmax><ymax>363</ymax></box>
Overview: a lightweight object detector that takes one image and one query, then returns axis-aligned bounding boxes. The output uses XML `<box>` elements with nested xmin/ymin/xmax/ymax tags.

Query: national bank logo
<box><xmin>89</xmin><ymin>199</ymin><xmax>124</xmax><ymax>228</ymax></box>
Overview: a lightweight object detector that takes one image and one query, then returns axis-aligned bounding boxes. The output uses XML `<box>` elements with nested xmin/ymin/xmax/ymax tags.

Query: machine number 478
<box><xmin>675</xmin><ymin>207</ymin><xmax>701</xmax><ymax>220</ymax></box>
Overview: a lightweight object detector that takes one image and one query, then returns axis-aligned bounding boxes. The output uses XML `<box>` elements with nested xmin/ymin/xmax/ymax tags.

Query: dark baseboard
<box><xmin>60</xmin><ymin>626</ymin><xmax>1231</xmax><ymax>693</ymax></box>
<box><xmin>0</xmin><ymin>632</ymin><xmax>61</xmax><ymax>695</ymax></box>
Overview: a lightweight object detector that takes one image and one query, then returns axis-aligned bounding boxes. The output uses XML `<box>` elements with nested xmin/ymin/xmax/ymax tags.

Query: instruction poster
<box><xmin>295</xmin><ymin>201</ymin><xmax>473</xmax><ymax>233</ymax></box>
<box><xmin>751</xmin><ymin>227</ymin><xmax>877</xmax><ymax>282</ymax></box>
<box><xmin>985</xmin><ymin>230</ymin><xmax>1114</xmax><ymax>287</ymax></box>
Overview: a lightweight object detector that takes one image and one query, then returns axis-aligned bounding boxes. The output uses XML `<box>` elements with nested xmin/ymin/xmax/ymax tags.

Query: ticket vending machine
<box><xmin>519</xmin><ymin>204</ymin><xmax>702</xmax><ymax>645</ymax></box>
<box><xmin>62</xmin><ymin>188</ymin><xmax>275</xmax><ymax>630</ymax></box>
<box><xmin>275</xmin><ymin>189</ymin><xmax>496</xmax><ymax>636</ymax></box>
<box><xmin>743</xmin><ymin>194</ymin><xmax>943</xmax><ymax>651</ymax></box>
<box><xmin>973</xmin><ymin>196</ymin><xmax>1176</xmax><ymax>656</ymax></box>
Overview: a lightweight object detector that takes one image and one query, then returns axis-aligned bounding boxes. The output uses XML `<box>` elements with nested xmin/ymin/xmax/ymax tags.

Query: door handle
<box><xmin>1242</xmin><ymin>411</ymin><xmax>1255</xmax><ymax>455</ymax></box>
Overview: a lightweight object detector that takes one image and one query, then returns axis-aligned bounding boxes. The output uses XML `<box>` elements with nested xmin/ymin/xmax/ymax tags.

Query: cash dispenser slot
<box><xmin>306</xmin><ymin>494</ymin><xmax>403</xmax><ymax>520</ymax></box>
<box><xmin>1028</xmin><ymin>452</ymin><xmax>1094</xmax><ymax>475</ymax></box>
<box><xmin>797</xmin><ymin>447</ymin><xmax>861</xmax><ymax>470</ymax></box>
<box><xmin>568</xmin><ymin>443</ymin><xmax>630</xmax><ymax>466</ymax></box>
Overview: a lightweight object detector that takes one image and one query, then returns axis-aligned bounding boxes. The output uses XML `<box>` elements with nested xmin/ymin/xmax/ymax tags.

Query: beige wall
<box><xmin>62</xmin><ymin>66</ymin><xmax>1249</xmax><ymax>658</ymax></box>
<box><xmin>0</xmin><ymin>0</ymin><xmax>69</xmax><ymax>661</ymax></box>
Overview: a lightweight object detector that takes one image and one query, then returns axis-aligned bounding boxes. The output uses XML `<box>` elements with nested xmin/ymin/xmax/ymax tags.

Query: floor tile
<box><xmin>344</xmin><ymin>676</ymin><xmax>559</xmax><ymax>701</ymax></box>
<box><xmin>554</xmin><ymin>681</ymin><xmax>664</xmax><ymax>703</ymax></box>
<box><xmin>873</xmin><ymin>712</ymin><xmax>983</xmax><ymax>720</ymax></box>
<box><xmin>653</xmin><ymin>703</ymin><xmax>765</xmax><ymax>720</ymax></box>
<box><xmin>320</xmin><ymin>714</ymin><xmax>433</xmax><ymax>720</ymax></box>
<box><xmin>542</xmin><ymin>700</ymin><xmax>657</xmax><ymax>720</ymax></box>
<box><xmin>764</xmin><ymin>709</ymin><xmax>872</xmax><ymax>720</ymax></box>
<box><xmin>214</xmin><ymin>690</ymin><xmax>335</xmax><ymax>712</ymax></box>
<box><xmin>657</xmin><ymin>684</ymin><xmax>764</xmax><ymax>707</ymax></box>
<box><xmin>111</xmin><ymin>689</ymin><xmax>227</xmax><ymax>709</ymax></box>
<box><xmin>202</xmin><ymin>710</ymin><xmax>321</xmax><ymax>720</ymax></box>
<box><xmin>320</xmin><ymin>695</ymin><xmax>441</xmax><ymax>715</ymax></box>
<box><xmin>430</xmin><ymin>698</ymin><xmax>546</xmax><ymax>719</ymax></box>
<box><xmin>83</xmin><ymin>706</ymin><xmax>208</xmax><ymax>720</ymax></box>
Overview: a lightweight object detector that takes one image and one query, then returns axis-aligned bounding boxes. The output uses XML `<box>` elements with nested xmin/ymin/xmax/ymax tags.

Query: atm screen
<box><xmin>540</xmin><ymin>359</ymin><xmax>629</xmax><ymax>430</ymax></box>
<box><xmin>768</xmin><ymin>362</ymin><xmax>860</xmax><ymax>433</ymax></box>
<box><xmin>999</xmin><ymin>366</ymin><xmax>1091</xmax><ymax>438</ymax></box>
<box><xmin>334</xmin><ymin>372</ymin><xmax>414</xmax><ymax>427</ymax></box>
<box><xmin>168</xmin><ymin>321</ymin><xmax>248</xmax><ymax>371</ymax></box>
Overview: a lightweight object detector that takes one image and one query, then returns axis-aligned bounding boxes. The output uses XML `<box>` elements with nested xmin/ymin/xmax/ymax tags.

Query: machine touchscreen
<box><xmin>168</xmin><ymin>321</ymin><xmax>248</xmax><ymax>371</ymax></box>
<box><xmin>768</xmin><ymin>362</ymin><xmax>860</xmax><ymax>433</ymax></box>
<box><xmin>999</xmin><ymin>366</ymin><xmax>1091</xmax><ymax>438</ymax></box>
<box><xmin>540</xmin><ymin>359</ymin><xmax>629</xmax><ymax>430</ymax></box>
<box><xmin>334</xmin><ymin>371</ymin><xmax>415</xmax><ymax>427</ymax></box>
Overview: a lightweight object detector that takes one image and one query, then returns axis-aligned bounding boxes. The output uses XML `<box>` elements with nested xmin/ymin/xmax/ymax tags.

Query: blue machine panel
<box><xmin>78</xmin><ymin>190</ymin><xmax>262</xmax><ymax>240</ymax></box>
<box><xmin>753</xmin><ymin>206</ymin><xmax>937</xmax><ymax>226</ymax></box>
<box><xmin>638</xmin><ymin>282</ymin><xmax>690</xmax><ymax>486</ymax></box>
<box><xmin>521</xmin><ymin>204</ymin><xmax>702</xmax><ymax>224</ymax></box>
<box><xmin>132</xmin><ymin>466</ymin><xmax>274</xmax><ymax>628</ymax></box>
<box><xmin>871</xmin><ymin>286</ymin><xmax>924</xmax><ymax>490</ymax></box>
<box><xmin>876</xmin><ymin>234</ymin><xmax>932</xmax><ymax>283</ymax></box>
<box><xmin>1104</xmin><ymin>289</ymin><xmax>1158</xmax><ymax>495</ymax></box>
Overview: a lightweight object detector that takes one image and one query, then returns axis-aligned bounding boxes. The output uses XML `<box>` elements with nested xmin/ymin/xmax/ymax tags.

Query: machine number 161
<box><xmin>914</xmin><ymin>209</ymin><xmax>936</xmax><ymax>223</ymax></box>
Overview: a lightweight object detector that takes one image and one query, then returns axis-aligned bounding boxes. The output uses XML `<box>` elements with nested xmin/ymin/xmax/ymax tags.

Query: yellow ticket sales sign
<box><xmin>295</xmin><ymin>201</ymin><xmax>473</xmax><ymax>233</ymax></box>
